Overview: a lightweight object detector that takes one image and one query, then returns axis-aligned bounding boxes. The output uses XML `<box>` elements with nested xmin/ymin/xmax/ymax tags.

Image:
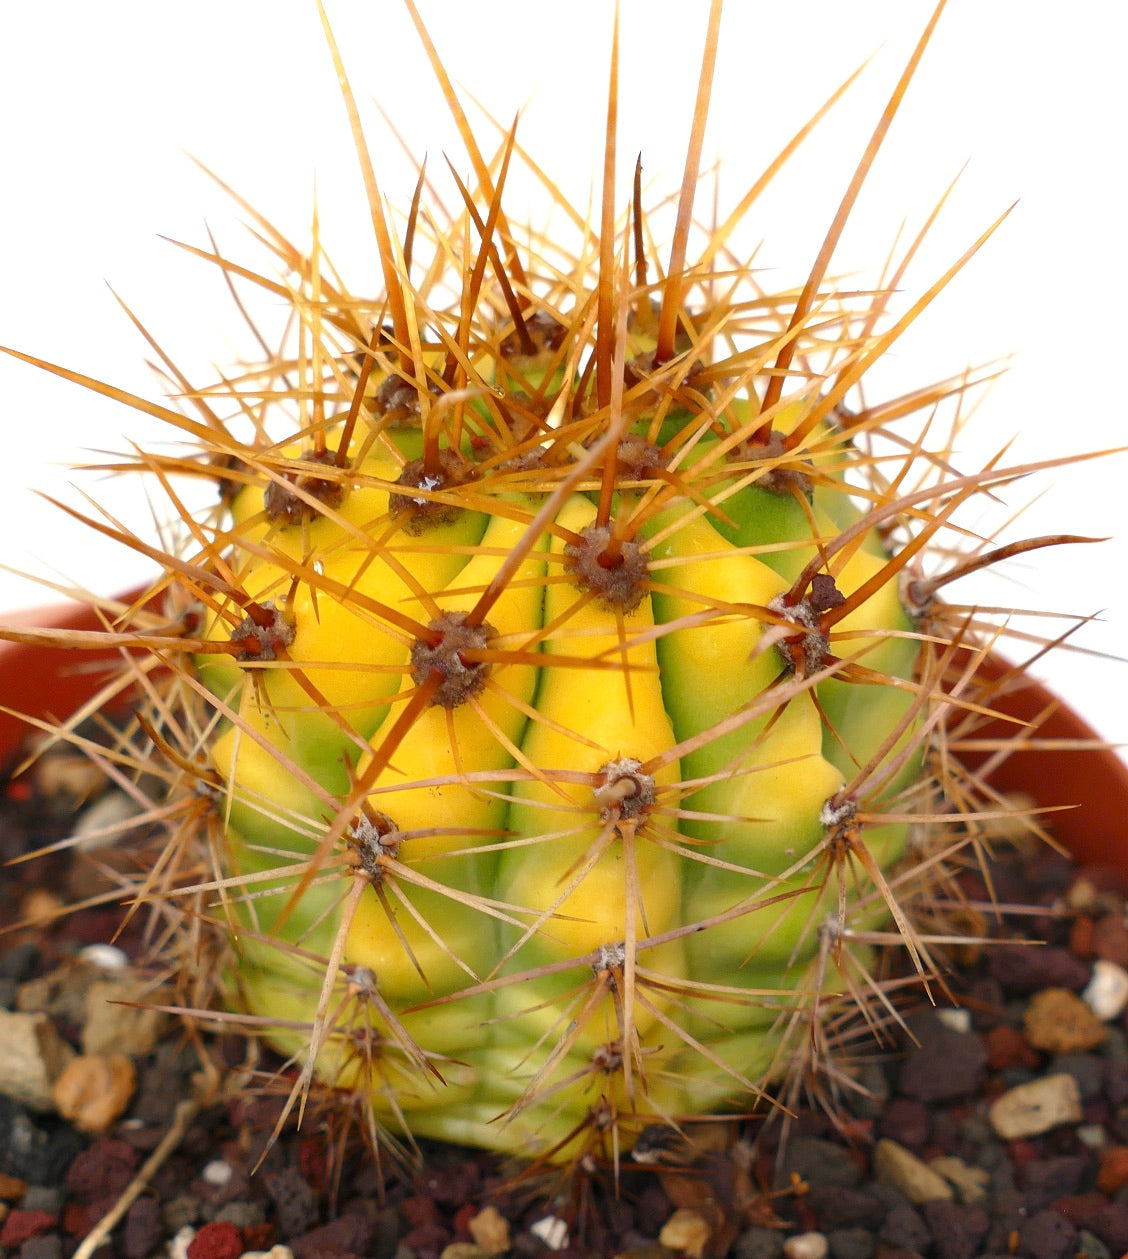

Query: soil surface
<box><xmin>4</xmin><ymin>742</ymin><xmax>1128</xmax><ymax>1259</ymax></box>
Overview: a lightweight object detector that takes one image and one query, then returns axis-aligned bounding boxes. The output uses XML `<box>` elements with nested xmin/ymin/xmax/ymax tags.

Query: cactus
<box><xmin>0</xmin><ymin>1</ymin><xmax>1112</xmax><ymax>1174</ymax></box>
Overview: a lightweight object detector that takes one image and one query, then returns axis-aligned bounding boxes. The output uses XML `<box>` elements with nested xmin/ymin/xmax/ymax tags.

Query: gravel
<box><xmin>6</xmin><ymin>743</ymin><xmax>1128</xmax><ymax>1259</ymax></box>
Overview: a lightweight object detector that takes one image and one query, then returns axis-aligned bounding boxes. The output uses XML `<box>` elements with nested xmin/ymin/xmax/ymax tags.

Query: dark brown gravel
<box><xmin>5</xmin><ymin>746</ymin><xmax>1128</xmax><ymax>1259</ymax></box>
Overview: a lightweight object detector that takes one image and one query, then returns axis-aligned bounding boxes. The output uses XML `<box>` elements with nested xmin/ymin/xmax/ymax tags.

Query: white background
<box><xmin>0</xmin><ymin>3</ymin><xmax>1125</xmax><ymax>750</ymax></box>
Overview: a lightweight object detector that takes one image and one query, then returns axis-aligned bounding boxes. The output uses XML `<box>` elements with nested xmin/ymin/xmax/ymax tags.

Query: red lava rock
<box><xmin>956</xmin><ymin>870</ymin><xmax>991</xmax><ymax>903</ymax></box>
<box><xmin>1050</xmin><ymin>1195</ymin><xmax>1128</xmax><ymax>1252</ymax></box>
<box><xmin>1028</xmin><ymin>849</ymin><xmax>1076</xmax><ymax>891</ymax></box>
<box><xmin>836</xmin><ymin>1117</ymin><xmax>874</xmax><ymax>1144</ymax></box>
<box><xmin>186</xmin><ymin>1221</ymin><xmax>243</xmax><ymax>1259</ymax></box>
<box><xmin>1050</xmin><ymin>1191</ymin><xmax>1106</xmax><ymax>1224</ymax></box>
<box><xmin>401</xmin><ymin>1220</ymin><xmax>449</xmax><ymax>1259</ymax></box>
<box><xmin>1006</xmin><ymin>1140</ymin><xmax>1042</xmax><ymax>1170</ymax></box>
<box><xmin>1087</xmin><ymin>1201</ymin><xmax>1128</xmax><ymax>1252</ymax></box>
<box><xmin>1105</xmin><ymin>1058</ymin><xmax>1128</xmax><ymax>1105</ymax></box>
<box><xmin>877</xmin><ymin>1097</ymin><xmax>930</xmax><ymax>1148</ymax></box>
<box><xmin>62</xmin><ymin>1199</ymin><xmax>113</xmax><ymax>1239</ymax></box>
<box><xmin>451</xmin><ymin>1202</ymin><xmax>478</xmax><ymax>1237</ymax></box>
<box><xmin>1082</xmin><ymin>1095</ymin><xmax>1112</xmax><ymax>1127</ymax></box>
<box><xmin>925</xmin><ymin>1107</ymin><xmax>962</xmax><ymax>1158</ymax></box>
<box><xmin>298</xmin><ymin>1137</ymin><xmax>330</xmax><ymax>1196</ymax></box>
<box><xmin>64</xmin><ymin>1138</ymin><xmax>139</xmax><ymax>1201</ymax></box>
<box><xmin>634</xmin><ymin>1180</ymin><xmax>674</xmax><ymax>1236</ymax></box>
<box><xmin>290</xmin><ymin>1213</ymin><xmax>373</xmax><ymax>1259</ymax></box>
<box><xmin>807</xmin><ymin>1186</ymin><xmax>885</xmax><ymax>1232</ymax></box>
<box><xmin>984</xmin><ymin>1024</ymin><xmax>1041</xmax><ymax>1070</ymax></box>
<box><xmin>1021</xmin><ymin>1156</ymin><xmax>1089</xmax><ymax>1214</ymax></box>
<box><xmin>0</xmin><ymin>1210</ymin><xmax>58</xmax><ymax>1248</ymax></box>
<box><xmin>424</xmin><ymin>1158</ymin><xmax>481</xmax><ymax>1207</ymax></box>
<box><xmin>1068</xmin><ymin>915</ymin><xmax>1096</xmax><ymax>957</ymax></box>
<box><xmin>401</xmin><ymin>1195</ymin><xmax>440</xmax><ymax>1228</ymax></box>
<box><xmin>1092</xmin><ymin>915</ymin><xmax>1128</xmax><ymax>966</ymax></box>
<box><xmin>122</xmin><ymin>1195</ymin><xmax>164</xmax><ymax>1259</ymax></box>
<box><xmin>988</xmin><ymin>944</ymin><xmax>1090</xmax><ymax>993</ymax></box>
<box><xmin>898</xmin><ymin>1012</ymin><xmax>988</xmax><ymax>1103</ymax></box>
<box><xmin>921</xmin><ymin>1200</ymin><xmax>990</xmax><ymax>1259</ymax></box>
<box><xmin>263</xmin><ymin>1166</ymin><xmax>319</xmax><ymax>1239</ymax></box>
<box><xmin>1097</xmin><ymin>1144</ymin><xmax>1128</xmax><ymax>1195</ymax></box>
<box><xmin>241</xmin><ymin>1224</ymin><xmax>275</xmax><ymax>1252</ymax></box>
<box><xmin>966</xmin><ymin>975</ymin><xmax>1006</xmax><ymax>1029</ymax></box>
<box><xmin>1017</xmin><ymin>1208</ymin><xmax>1077</xmax><ymax>1259</ymax></box>
<box><xmin>227</xmin><ymin>1093</ymin><xmax>287</xmax><ymax>1131</ymax></box>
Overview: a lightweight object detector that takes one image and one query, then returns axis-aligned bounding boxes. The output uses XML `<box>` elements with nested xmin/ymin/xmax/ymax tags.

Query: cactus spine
<box><xmin>0</xmin><ymin>1</ymin><xmax>1109</xmax><ymax>1172</ymax></box>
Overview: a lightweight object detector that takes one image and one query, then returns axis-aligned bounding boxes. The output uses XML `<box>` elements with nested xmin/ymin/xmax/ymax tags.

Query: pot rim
<box><xmin>0</xmin><ymin>597</ymin><xmax>134</xmax><ymax>761</ymax></box>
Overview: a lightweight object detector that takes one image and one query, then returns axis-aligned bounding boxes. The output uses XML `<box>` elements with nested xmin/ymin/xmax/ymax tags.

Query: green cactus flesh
<box><xmin>192</xmin><ymin>347</ymin><xmax>924</xmax><ymax>1157</ymax></box>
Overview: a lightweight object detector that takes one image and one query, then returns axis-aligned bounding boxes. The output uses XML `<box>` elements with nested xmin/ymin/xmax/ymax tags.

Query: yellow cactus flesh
<box><xmin>201</xmin><ymin>356</ymin><xmax>926</xmax><ymax>1159</ymax></box>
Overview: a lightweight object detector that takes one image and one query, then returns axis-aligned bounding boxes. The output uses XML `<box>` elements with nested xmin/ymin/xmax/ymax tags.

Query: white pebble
<box><xmin>201</xmin><ymin>1159</ymin><xmax>234</xmax><ymax>1186</ymax></box>
<box><xmin>936</xmin><ymin>1008</ymin><xmax>972</xmax><ymax>1034</ymax></box>
<box><xmin>989</xmin><ymin>1073</ymin><xmax>1082</xmax><ymax>1139</ymax></box>
<box><xmin>168</xmin><ymin>1226</ymin><xmax>195</xmax><ymax>1259</ymax></box>
<box><xmin>530</xmin><ymin>1216</ymin><xmax>569</xmax><ymax>1250</ymax></box>
<box><xmin>783</xmin><ymin>1232</ymin><xmax>828</xmax><ymax>1259</ymax></box>
<box><xmin>77</xmin><ymin>943</ymin><xmax>129</xmax><ymax>971</ymax></box>
<box><xmin>874</xmin><ymin>1140</ymin><xmax>953</xmax><ymax>1204</ymax></box>
<box><xmin>74</xmin><ymin>790</ymin><xmax>144</xmax><ymax>849</ymax></box>
<box><xmin>0</xmin><ymin>1010</ymin><xmax>75</xmax><ymax>1111</ymax></box>
<box><xmin>1084</xmin><ymin>959</ymin><xmax>1128</xmax><ymax>1021</ymax></box>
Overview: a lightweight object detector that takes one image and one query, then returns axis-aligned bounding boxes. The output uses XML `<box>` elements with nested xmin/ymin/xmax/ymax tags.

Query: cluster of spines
<box><xmin>0</xmin><ymin>0</ymin><xmax>1109</xmax><ymax>1184</ymax></box>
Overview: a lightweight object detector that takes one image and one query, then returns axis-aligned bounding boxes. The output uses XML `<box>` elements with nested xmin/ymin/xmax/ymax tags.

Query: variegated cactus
<box><xmin>1</xmin><ymin>0</ymin><xmax>1107</xmax><ymax>1172</ymax></box>
<box><xmin>196</xmin><ymin>371</ymin><xmax>922</xmax><ymax>1157</ymax></box>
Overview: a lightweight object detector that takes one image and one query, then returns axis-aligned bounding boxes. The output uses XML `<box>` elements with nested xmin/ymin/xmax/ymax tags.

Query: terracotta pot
<box><xmin>3</xmin><ymin>602</ymin><xmax>1127</xmax><ymax>865</ymax></box>
<box><xmin>952</xmin><ymin>655</ymin><xmax>1128</xmax><ymax>871</ymax></box>
<box><xmin>0</xmin><ymin>599</ymin><xmax>136</xmax><ymax>762</ymax></box>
